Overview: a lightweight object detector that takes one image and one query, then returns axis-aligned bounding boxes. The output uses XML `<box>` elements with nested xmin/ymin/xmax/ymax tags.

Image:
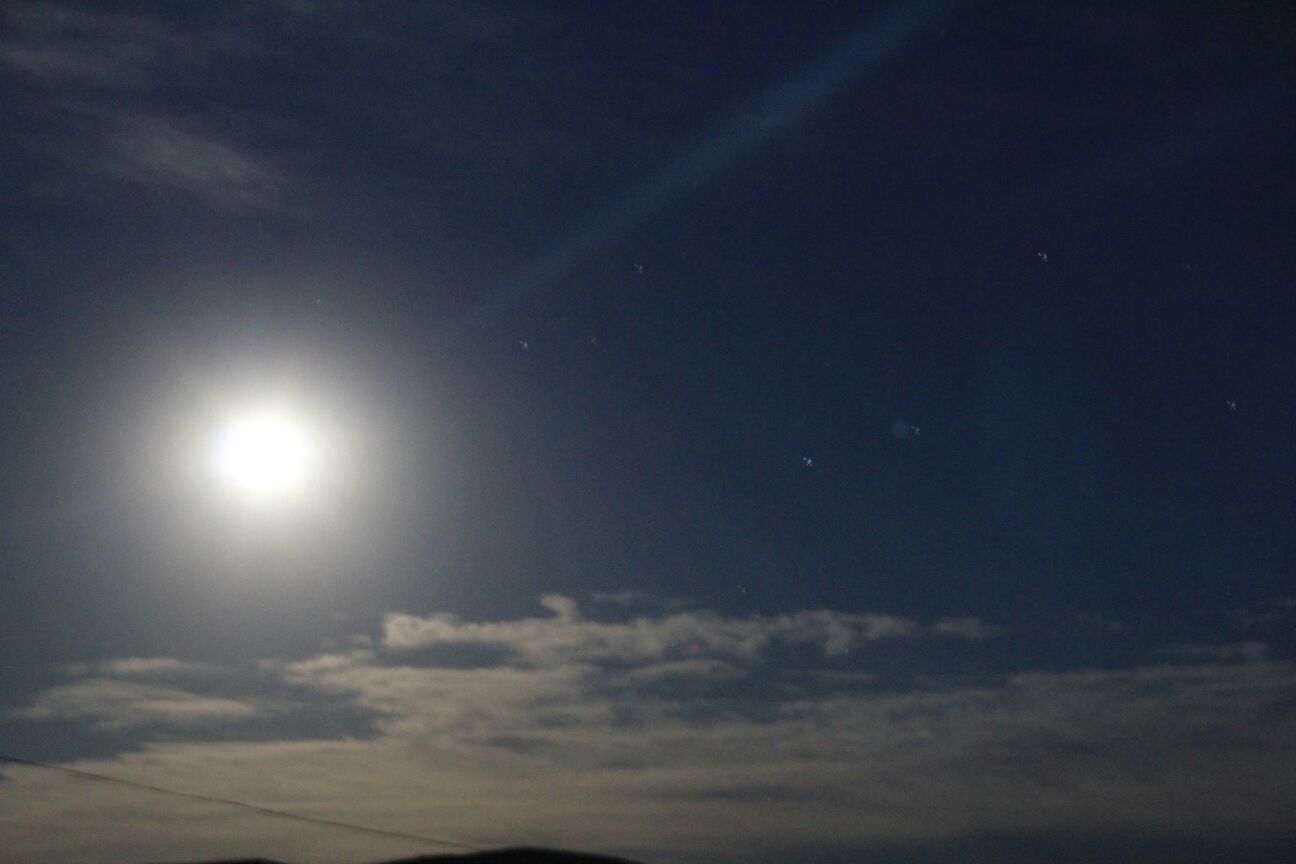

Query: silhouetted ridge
<box><xmin>148</xmin><ymin>849</ymin><xmax>646</xmax><ymax>864</ymax></box>
<box><xmin>382</xmin><ymin>849</ymin><xmax>644</xmax><ymax>864</ymax></box>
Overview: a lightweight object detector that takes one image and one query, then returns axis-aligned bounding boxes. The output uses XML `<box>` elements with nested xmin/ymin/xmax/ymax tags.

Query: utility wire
<box><xmin>0</xmin><ymin>754</ymin><xmax>481</xmax><ymax>852</ymax></box>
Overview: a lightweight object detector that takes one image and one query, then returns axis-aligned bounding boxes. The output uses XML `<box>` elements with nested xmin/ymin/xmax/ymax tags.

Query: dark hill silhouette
<box><xmin>149</xmin><ymin>860</ymin><xmax>291</xmax><ymax>864</ymax></box>
<box><xmin>383</xmin><ymin>849</ymin><xmax>644</xmax><ymax>864</ymax></box>
<box><xmin>154</xmin><ymin>848</ymin><xmax>646</xmax><ymax>864</ymax></box>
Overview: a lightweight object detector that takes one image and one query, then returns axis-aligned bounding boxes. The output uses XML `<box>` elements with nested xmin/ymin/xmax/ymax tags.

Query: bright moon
<box><xmin>211</xmin><ymin>408</ymin><xmax>318</xmax><ymax>502</ymax></box>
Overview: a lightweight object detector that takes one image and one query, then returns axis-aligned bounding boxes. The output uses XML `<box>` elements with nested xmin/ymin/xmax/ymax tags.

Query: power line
<box><xmin>0</xmin><ymin>754</ymin><xmax>481</xmax><ymax>853</ymax></box>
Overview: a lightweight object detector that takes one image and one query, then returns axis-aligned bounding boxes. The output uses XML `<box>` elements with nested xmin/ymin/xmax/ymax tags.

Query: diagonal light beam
<box><xmin>443</xmin><ymin>0</ymin><xmax>954</xmax><ymax>346</ymax></box>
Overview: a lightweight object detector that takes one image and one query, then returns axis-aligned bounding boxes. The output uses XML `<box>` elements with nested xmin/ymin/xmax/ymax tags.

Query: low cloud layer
<box><xmin>11</xmin><ymin>678</ymin><xmax>259</xmax><ymax>731</ymax></box>
<box><xmin>4</xmin><ymin>597</ymin><xmax>1295</xmax><ymax>863</ymax></box>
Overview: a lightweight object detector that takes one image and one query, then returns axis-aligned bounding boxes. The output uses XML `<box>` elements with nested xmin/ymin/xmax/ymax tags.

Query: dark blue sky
<box><xmin>2</xmin><ymin>3</ymin><xmax>1295</xmax><ymax>863</ymax></box>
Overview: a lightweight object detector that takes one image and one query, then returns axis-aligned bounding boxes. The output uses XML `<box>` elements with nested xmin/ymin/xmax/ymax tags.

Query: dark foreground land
<box><xmin>157</xmin><ymin>848</ymin><xmax>645</xmax><ymax>864</ymax></box>
<box><xmin>385</xmin><ymin>850</ymin><xmax>643</xmax><ymax>864</ymax></box>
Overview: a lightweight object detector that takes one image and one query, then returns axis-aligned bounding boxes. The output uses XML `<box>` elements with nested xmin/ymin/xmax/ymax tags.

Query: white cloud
<box><xmin>274</xmin><ymin>648</ymin><xmax>599</xmax><ymax>741</ymax></box>
<box><xmin>10</xmin><ymin>678</ymin><xmax>260</xmax><ymax>730</ymax></box>
<box><xmin>381</xmin><ymin>595</ymin><xmax>976</xmax><ymax>667</ymax></box>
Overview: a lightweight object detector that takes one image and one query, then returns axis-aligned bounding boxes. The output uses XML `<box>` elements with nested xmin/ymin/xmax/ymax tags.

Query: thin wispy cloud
<box><xmin>381</xmin><ymin>595</ymin><xmax>985</xmax><ymax>667</ymax></box>
<box><xmin>620</xmin><ymin>658</ymin><xmax>743</xmax><ymax>684</ymax></box>
<box><xmin>931</xmin><ymin>615</ymin><xmax>999</xmax><ymax>639</ymax></box>
<box><xmin>0</xmin><ymin>0</ymin><xmax>584</xmax><ymax>218</ymax></box>
<box><xmin>1232</xmin><ymin>595</ymin><xmax>1296</xmax><ymax>630</ymax></box>
<box><xmin>1</xmin><ymin>2</ymin><xmax>291</xmax><ymax>212</ymax></box>
<box><xmin>100</xmin><ymin>116</ymin><xmax>283</xmax><ymax>210</ymax></box>
<box><xmin>59</xmin><ymin>656</ymin><xmax>219</xmax><ymax>678</ymax></box>
<box><xmin>589</xmin><ymin>589</ymin><xmax>693</xmax><ymax>611</ymax></box>
<box><xmin>1159</xmin><ymin>641</ymin><xmax>1269</xmax><ymax>663</ymax></box>
<box><xmin>0</xmin><ymin>2</ymin><xmax>162</xmax><ymax>82</ymax></box>
<box><xmin>10</xmin><ymin>678</ymin><xmax>260</xmax><ymax>731</ymax></box>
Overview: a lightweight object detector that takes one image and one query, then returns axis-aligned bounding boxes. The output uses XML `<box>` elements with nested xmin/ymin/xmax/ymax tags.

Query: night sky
<box><xmin>2</xmin><ymin>2</ymin><xmax>1295</xmax><ymax>863</ymax></box>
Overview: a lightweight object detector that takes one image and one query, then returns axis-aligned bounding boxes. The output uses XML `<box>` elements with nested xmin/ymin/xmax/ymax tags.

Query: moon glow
<box><xmin>210</xmin><ymin>407</ymin><xmax>318</xmax><ymax>502</ymax></box>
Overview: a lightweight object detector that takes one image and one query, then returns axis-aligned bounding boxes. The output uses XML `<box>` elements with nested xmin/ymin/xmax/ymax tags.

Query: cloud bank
<box><xmin>3</xmin><ymin>597</ymin><xmax>1294</xmax><ymax>863</ymax></box>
